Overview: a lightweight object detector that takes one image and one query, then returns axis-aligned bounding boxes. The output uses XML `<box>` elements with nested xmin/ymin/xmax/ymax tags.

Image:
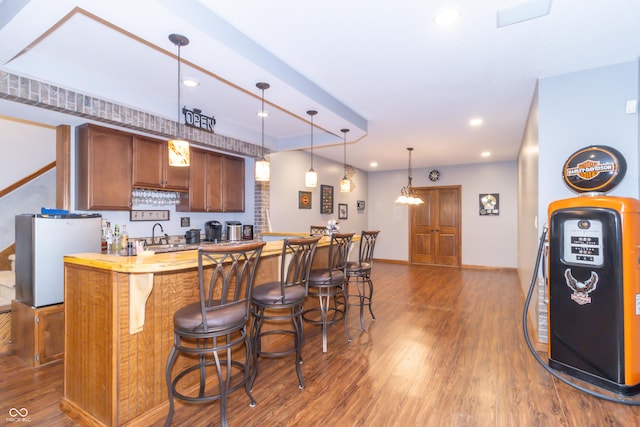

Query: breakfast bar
<box><xmin>60</xmin><ymin>236</ymin><xmax>338</xmax><ymax>426</ymax></box>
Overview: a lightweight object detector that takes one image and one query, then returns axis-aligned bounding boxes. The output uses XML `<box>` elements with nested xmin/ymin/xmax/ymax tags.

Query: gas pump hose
<box><xmin>522</xmin><ymin>226</ymin><xmax>640</xmax><ymax>405</ymax></box>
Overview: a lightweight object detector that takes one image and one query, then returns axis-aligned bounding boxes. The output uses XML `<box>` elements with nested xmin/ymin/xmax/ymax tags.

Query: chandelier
<box><xmin>395</xmin><ymin>147</ymin><xmax>424</xmax><ymax>204</ymax></box>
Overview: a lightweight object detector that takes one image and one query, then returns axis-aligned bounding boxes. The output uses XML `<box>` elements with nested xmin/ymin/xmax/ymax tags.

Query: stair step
<box><xmin>0</xmin><ymin>285</ymin><xmax>14</xmax><ymax>301</ymax></box>
<box><xmin>0</xmin><ymin>270</ymin><xmax>15</xmax><ymax>287</ymax></box>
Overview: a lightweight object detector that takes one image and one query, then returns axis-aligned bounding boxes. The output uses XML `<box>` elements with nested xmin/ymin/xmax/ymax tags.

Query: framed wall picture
<box><xmin>298</xmin><ymin>191</ymin><xmax>312</xmax><ymax>209</ymax></box>
<box><xmin>357</xmin><ymin>200</ymin><xmax>365</xmax><ymax>210</ymax></box>
<box><xmin>479</xmin><ymin>193</ymin><xmax>499</xmax><ymax>216</ymax></box>
<box><xmin>338</xmin><ymin>203</ymin><xmax>348</xmax><ymax>220</ymax></box>
<box><xmin>320</xmin><ymin>185</ymin><xmax>334</xmax><ymax>214</ymax></box>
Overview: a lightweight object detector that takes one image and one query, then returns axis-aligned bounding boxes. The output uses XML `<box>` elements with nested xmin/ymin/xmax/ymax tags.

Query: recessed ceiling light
<box><xmin>469</xmin><ymin>118</ymin><xmax>483</xmax><ymax>126</ymax></box>
<box><xmin>481</xmin><ymin>151</ymin><xmax>491</xmax><ymax>158</ymax></box>
<box><xmin>369</xmin><ymin>161</ymin><xmax>378</xmax><ymax>168</ymax></box>
<box><xmin>435</xmin><ymin>8</ymin><xmax>460</xmax><ymax>27</ymax></box>
<box><xmin>257</xmin><ymin>111</ymin><xmax>268</xmax><ymax>117</ymax></box>
<box><xmin>181</xmin><ymin>78</ymin><xmax>200</xmax><ymax>87</ymax></box>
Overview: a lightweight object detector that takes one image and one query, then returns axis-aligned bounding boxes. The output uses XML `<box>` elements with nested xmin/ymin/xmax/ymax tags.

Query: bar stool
<box><xmin>249</xmin><ymin>236</ymin><xmax>321</xmax><ymax>390</ymax></box>
<box><xmin>345</xmin><ymin>230</ymin><xmax>380</xmax><ymax>331</ymax></box>
<box><xmin>302</xmin><ymin>232</ymin><xmax>354</xmax><ymax>353</ymax></box>
<box><xmin>309</xmin><ymin>225</ymin><xmax>327</xmax><ymax>236</ymax></box>
<box><xmin>165</xmin><ymin>241</ymin><xmax>266</xmax><ymax>427</ymax></box>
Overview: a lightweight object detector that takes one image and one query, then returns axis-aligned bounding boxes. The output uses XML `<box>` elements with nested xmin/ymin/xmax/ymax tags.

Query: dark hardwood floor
<box><xmin>1</xmin><ymin>263</ymin><xmax>639</xmax><ymax>426</ymax></box>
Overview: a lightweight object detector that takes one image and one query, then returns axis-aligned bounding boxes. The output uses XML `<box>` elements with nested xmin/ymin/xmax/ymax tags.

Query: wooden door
<box><xmin>410</xmin><ymin>186</ymin><xmax>461</xmax><ymax>267</ymax></box>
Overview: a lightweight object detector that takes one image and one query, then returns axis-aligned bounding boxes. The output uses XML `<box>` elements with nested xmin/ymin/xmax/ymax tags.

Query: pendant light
<box><xmin>395</xmin><ymin>147</ymin><xmax>424</xmax><ymax>204</ymax></box>
<box><xmin>305</xmin><ymin>110</ymin><xmax>318</xmax><ymax>187</ymax></box>
<box><xmin>255</xmin><ymin>82</ymin><xmax>270</xmax><ymax>181</ymax></box>
<box><xmin>168</xmin><ymin>33</ymin><xmax>190</xmax><ymax>167</ymax></box>
<box><xmin>339</xmin><ymin>128</ymin><xmax>351</xmax><ymax>192</ymax></box>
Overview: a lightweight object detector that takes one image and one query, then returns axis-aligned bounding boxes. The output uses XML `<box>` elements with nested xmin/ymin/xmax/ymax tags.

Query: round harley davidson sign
<box><xmin>562</xmin><ymin>145</ymin><xmax>626</xmax><ymax>193</ymax></box>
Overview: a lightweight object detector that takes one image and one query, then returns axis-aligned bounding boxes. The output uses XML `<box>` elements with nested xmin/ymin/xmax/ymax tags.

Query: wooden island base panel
<box><xmin>60</xmin><ymin>236</ymin><xmax>341</xmax><ymax>426</ymax></box>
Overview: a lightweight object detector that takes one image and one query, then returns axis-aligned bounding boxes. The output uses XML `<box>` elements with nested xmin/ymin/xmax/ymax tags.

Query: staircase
<box><xmin>0</xmin><ymin>254</ymin><xmax>15</xmax><ymax>307</ymax></box>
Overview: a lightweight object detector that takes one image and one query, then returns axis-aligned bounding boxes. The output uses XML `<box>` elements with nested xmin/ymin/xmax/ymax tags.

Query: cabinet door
<box><xmin>205</xmin><ymin>152</ymin><xmax>223</xmax><ymax>212</ymax></box>
<box><xmin>222</xmin><ymin>155</ymin><xmax>245</xmax><ymax>212</ymax></box>
<box><xmin>132</xmin><ymin>136</ymin><xmax>189</xmax><ymax>191</ymax></box>
<box><xmin>164</xmin><ymin>156</ymin><xmax>189</xmax><ymax>191</ymax></box>
<box><xmin>186</xmin><ymin>148</ymin><xmax>206</xmax><ymax>211</ymax></box>
<box><xmin>132</xmin><ymin>135</ymin><xmax>164</xmax><ymax>189</ymax></box>
<box><xmin>76</xmin><ymin>124</ymin><xmax>132</xmax><ymax>210</ymax></box>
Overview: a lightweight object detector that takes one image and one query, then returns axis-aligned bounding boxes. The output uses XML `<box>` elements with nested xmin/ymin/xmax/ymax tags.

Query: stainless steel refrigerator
<box><xmin>15</xmin><ymin>213</ymin><xmax>102</xmax><ymax>307</ymax></box>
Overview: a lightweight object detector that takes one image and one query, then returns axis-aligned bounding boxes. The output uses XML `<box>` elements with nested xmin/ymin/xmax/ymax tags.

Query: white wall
<box><xmin>538</xmin><ymin>60</ymin><xmax>640</xmax><ymax>228</ymax></box>
<box><xmin>0</xmin><ymin>118</ymin><xmax>56</xmax><ymax>189</ymax></box>
<box><xmin>368</xmin><ymin>160</ymin><xmax>518</xmax><ymax>268</ymax></box>
<box><xmin>269</xmin><ymin>150</ymin><xmax>369</xmax><ymax>235</ymax></box>
<box><xmin>0</xmin><ymin>117</ymin><xmax>56</xmax><ymax>249</ymax></box>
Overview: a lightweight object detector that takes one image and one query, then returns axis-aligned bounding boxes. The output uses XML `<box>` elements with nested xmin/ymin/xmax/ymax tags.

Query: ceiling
<box><xmin>1</xmin><ymin>0</ymin><xmax>640</xmax><ymax>172</ymax></box>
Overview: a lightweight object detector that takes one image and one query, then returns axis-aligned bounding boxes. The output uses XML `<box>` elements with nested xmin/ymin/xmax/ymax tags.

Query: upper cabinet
<box><xmin>222</xmin><ymin>155</ymin><xmax>245</xmax><ymax>212</ymax></box>
<box><xmin>75</xmin><ymin>124</ymin><xmax>244</xmax><ymax>212</ymax></box>
<box><xmin>177</xmin><ymin>147</ymin><xmax>244</xmax><ymax>213</ymax></box>
<box><xmin>132</xmin><ymin>135</ymin><xmax>189</xmax><ymax>191</ymax></box>
<box><xmin>76</xmin><ymin>124</ymin><xmax>132</xmax><ymax>210</ymax></box>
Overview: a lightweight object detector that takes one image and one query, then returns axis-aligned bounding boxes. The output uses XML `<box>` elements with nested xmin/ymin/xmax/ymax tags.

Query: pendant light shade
<box><xmin>340</xmin><ymin>128</ymin><xmax>351</xmax><ymax>192</ymax></box>
<box><xmin>305</xmin><ymin>110</ymin><xmax>318</xmax><ymax>187</ymax></box>
<box><xmin>168</xmin><ymin>33</ymin><xmax>190</xmax><ymax>167</ymax></box>
<box><xmin>395</xmin><ymin>147</ymin><xmax>424</xmax><ymax>205</ymax></box>
<box><xmin>255</xmin><ymin>82</ymin><xmax>270</xmax><ymax>181</ymax></box>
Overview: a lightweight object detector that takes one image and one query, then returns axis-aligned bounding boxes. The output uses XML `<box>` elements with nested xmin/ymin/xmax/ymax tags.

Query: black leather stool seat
<box><xmin>173</xmin><ymin>301</ymin><xmax>247</xmax><ymax>332</ymax></box>
<box><xmin>252</xmin><ymin>281</ymin><xmax>306</xmax><ymax>305</ymax></box>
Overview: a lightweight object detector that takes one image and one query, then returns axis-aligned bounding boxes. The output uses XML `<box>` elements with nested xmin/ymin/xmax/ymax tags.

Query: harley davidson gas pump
<box><xmin>542</xmin><ymin>145</ymin><xmax>640</xmax><ymax>397</ymax></box>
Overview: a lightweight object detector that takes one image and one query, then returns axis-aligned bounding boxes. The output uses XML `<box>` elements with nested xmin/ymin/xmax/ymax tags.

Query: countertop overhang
<box><xmin>63</xmin><ymin>235</ymin><xmax>344</xmax><ymax>274</ymax></box>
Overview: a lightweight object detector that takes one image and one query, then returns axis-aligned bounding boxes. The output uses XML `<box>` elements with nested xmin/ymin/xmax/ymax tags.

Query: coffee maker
<box><xmin>204</xmin><ymin>220</ymin><xmax>222</xmax><ymax>242</ymax></box>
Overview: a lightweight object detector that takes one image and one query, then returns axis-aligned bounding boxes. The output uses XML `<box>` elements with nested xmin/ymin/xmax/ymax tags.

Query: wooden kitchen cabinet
<box><xmin>223</xmin><ymin>154</ymin><xmax>245</xmax><ymax>211</ymax></box>
<box><xmin>76</xmin><ymin>123</ymin><xmax>132</xmax><ymax>210</ymax></box>
<box><xmin>177</xmin><ymin>148</ymin><xmax>244</xmax><ymax>212</ymax></box>
<box><xmin>11</xmin><ymin>300</ymin><xmax>64</xmax><ymax>366</ymax></box>
<box><xmin>132</xmin><ymin>135</ymin><xmax>189</xmax><ymax>191</ymax></box>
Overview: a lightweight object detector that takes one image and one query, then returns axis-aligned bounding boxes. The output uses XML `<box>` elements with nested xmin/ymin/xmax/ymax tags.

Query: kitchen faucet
<box><xmin>151</xmin><ymin>223</ymin><xmax>168</xmax><ymax>245</ymax></box>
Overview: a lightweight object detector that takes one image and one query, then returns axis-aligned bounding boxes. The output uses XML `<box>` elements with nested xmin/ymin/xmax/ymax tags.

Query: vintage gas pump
<box><xmin>545</xmin><ymin>145</ymin><xmax>640</xmax><ymax>396</ymax></box>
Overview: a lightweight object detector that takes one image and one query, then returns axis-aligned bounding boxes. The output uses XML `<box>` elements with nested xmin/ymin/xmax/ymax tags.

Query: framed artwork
<box><xmin>338</xmin><ymin>203</ymin><xmax>348</xmax><ymax>220</ymax></box>
<box><xmin>298</xmin><ymin>191</ymin><xmax>312</xmax><ymax>209</ymax></box>
<box><xmin>357</xmin><ymin>200</ymin><xmax>366</xmax><ymax>210</ymax></box>
<box><xmin>479</xmin><ymin>193</ymin><xmax>499</xmax><ymax>216</ymax></box>
<box><xmin>320</xmin><ymin>185</ymin><xmax>334</xmax><ymax>214</ymax></box>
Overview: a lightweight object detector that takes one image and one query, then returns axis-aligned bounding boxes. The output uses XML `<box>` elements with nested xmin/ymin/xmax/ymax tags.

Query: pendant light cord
<box><xmin>310</xmin><ymin>114</ymin><xmax>314</xmax><ymax>169</ymax></box>
<box><xmin>176</xmin><ymin>43</ymin><xmax>182</xmax><ymax>139</ymax></box>
<box><xmin>307</xmin><ymin>110</ymin><xmax>317</xmax><ymax>170</ymax></box>
<box><xmin>261</xmin><ymin>89</ymin><xmax>265</xmax><ymax>158</ymax></box>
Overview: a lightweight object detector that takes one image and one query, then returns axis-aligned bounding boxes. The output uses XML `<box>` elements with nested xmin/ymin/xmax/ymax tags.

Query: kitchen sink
<box><xmin>144</xmin><ymin>240</ymin><xmax>261</xmax><ymax>254</ymax></box>
<box><xmin>145</xmin><ymin>243</ymin><xmax>199</xmax><ymax>253</ymax></box>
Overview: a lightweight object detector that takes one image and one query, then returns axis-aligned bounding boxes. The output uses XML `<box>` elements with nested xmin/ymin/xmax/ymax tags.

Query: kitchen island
<box><xmin>60</xmin><ymin>236</ymin><xmax>342</xmax><ymax>427</ymax></box>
